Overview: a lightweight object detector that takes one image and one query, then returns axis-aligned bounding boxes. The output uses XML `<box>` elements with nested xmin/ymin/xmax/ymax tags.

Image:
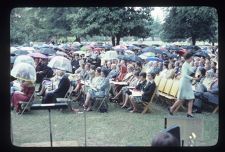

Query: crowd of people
<box><xmin>10</xmin><ymin>44</ymin><xmax>218</xmax><ymax>116</ymax></box>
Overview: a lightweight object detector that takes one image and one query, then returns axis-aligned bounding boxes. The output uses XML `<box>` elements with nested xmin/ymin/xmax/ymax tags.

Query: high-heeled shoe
<box><xmin>187</xmin><ymin>114</ymin><xmax>194</xmax><ymax>118</ymax></box>
<box><xmin>167</xmin><ymin>107</ymin><xmax>173</xmax><ymax>115</ymax></box>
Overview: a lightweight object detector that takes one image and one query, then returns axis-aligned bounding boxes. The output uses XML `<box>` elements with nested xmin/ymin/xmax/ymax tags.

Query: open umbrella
<box><xmin>146</xmin><ymin>57</ymin><xmax>163</xmax><ymax>62</ymax></box>
<box><xmin>38</xmin><ymin>47</ymin><xmax>56</xmax><ymax>55</ymax></box>
<box><xmin>80</xmin><ymin>45</ymin><xmax>93</xmax><ymax>52</ymax></box>
<box><xmin>100</xmin><ymin>50</ymin><xmax>118</xmax><ymax>60</ymax></box>
<box><xmin>56</xmin><ymin>51</ymin><xmax>68</xmax><ymax>56</ymax></box>
<box><xmin>47</xmin><ymin>56</ymin><xmax>72</xmax><ymax>73</ymax></box>
<box><xmin>193</xmin><ymin>51</ymin><xmax>210</xmax><ymax>58</ymax></box>
<box><xmin>127</xmin><ymin>45</ymin><xmax>141</xmax><ymax>50</ymax></box>
<box><xmin>14</xmin><ymin>55</ymin><xmax>35</xmax><ymax>67</ymax></box>
<box><xmin>113</xmin><ymin>45</ymin><xmax>127</xmax><ymax>50</ymax></box>
<box><xmin>139</xmin><ymin>52</ymin><xmax>155</xmax><ymax>59</ymax></box>
<box><xmin>11</xmin><ymin>62</ymin><xmax>36</xmax><ymax>82</ymax></box>
<box><xmin>141</xmin><ymin>46</ymin><xmax>156</xmax><ymax>53</ymax></box>
<box><xmin>28</xmin><ymin>52</ymin><xmax>47</xmax><ymax>59</ymax></box>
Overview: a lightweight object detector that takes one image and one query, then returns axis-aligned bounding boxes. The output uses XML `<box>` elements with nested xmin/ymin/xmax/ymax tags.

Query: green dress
<box><xmin>177</xmin><ymin>61</ymin><xmax>195</xmax><ymax>100</ymax></box>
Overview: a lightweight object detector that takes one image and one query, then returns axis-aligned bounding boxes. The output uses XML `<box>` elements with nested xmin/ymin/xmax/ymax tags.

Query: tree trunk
<box><xmin>111</xmin><ymin>36</ymin><xmax>115</xmax><ymax>46</ymax></box>
<box><xmin>191</xmin><ymin>36</ymin><xmax>196</xmax><ymax>46</ymax></box>
<box><xmin>75</xmin><ymin>37</ymin><xmax>81</xmax><ymax>43</ymax></box>
<box><xmin>212</xmin><ymin>42</ymin><xmax>214</xmax><ymax>46</ymax></box>
<box><xmin>116</xmin><ymin>35</ymin><xmax>120</xmax><ymax>45</ymax></box>
<box><xmin>152</xmin><ymin>36</ymin><xmax>154</xmax><ymax>41</ymax></box>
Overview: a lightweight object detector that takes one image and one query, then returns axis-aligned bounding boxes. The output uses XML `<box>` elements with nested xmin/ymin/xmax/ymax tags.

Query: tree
<box><xmin>70</xmin><ymin>7</ymin><xmax>153</xmax><ymax>46</ymax></box>
<box><xmin>150</xmin><ymin>16</ymin><xmax>162</xmax><ymax>41</ymax></box>
<box><xmin>161</xmin><ymin>7</ymin><xmax>218</xmax><ymax>45</ymax></box>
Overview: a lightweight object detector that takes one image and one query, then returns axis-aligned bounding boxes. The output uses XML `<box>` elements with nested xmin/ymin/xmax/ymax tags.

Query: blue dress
<box><xmin>177</xmin><ymin>61</ymin><xmax>195</xmax><ymax>100</ymax></box>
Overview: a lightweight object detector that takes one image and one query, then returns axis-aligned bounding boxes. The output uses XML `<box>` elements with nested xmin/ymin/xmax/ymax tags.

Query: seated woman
<box><xmin>83</xmin><ymin>68</ymin><xmax>110</xmax><ymax>111</ymax></box>
<box><xmin>128</xmin><ymin>72</ymin><xmax>156</xmax><ymax>113</ymax></box>
<box><xmin>202</xmin><ymin>70</ymin><xmax>214</xmax><ymax>91</ymax></box>
<box><xmin>36</xmin><ymin>69</ymin><xmax>61</xmax><ymax>96</ymax></box>
<box><xmin>111</xmin><ymin>64</ymin><xmax>134</xmax><ymax>98</ymax></box>
<box><xmin>166</xmin><ymin>63</ymin><xmax>176</xmax><ymax>79</ymax></box>
<box><xmin>11</xmin><ymin>81</ymin><xmax>35</xmax><ymax>113</ymax></box>
<box><xmin>112</xmin><ymin>70</ymin><xmax>140</xmax><ymax>105</ymax></box>
<box><xmin>121</xmin><ymin>72</ymin><xmax>147</xmax><ymax>109</ymax></box>
<box><xmin>42</xmin><ymin>70</ymin><xmax>70</xmax><ymax>104</ymax></box>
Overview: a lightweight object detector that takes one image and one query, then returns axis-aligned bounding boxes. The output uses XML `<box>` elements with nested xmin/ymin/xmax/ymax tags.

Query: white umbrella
<box><xmin>11</xmin><ymin>62</ymin><xmax>36</xmax><ymax>82</ymax></box>
<box><xmin>48</xmin><ymin>56</ymin><xmax>72</xmax><ymax>73</ymax></box>
<box><xmin>14</xmin><ymin>55</ymin><xmax>35</xmax><ymax>67</ymax></box>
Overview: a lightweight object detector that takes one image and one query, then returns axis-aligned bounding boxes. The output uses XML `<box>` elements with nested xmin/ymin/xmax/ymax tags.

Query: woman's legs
<box><xmin>129</xmin><ymin>96</ymin><xmax>138</xmax><ymax>112</ymax></box>
<box><xmin>187</xmin><ymin>100</ymin><xmax>193</xmax><ymax>115</ymax></box>
<box><xmin>112</xmin><ymin>90</ymin><xmax>122</xmax><ymax>99</ymax></box>
<box><xmin>84</xmin><ymin>92</ymin><xmax>91</xmax><ymax>107</ymax></box>
<box><xmin>170</xmin><ymin>99</ymin><xmax>183</xmax><ymax>113</ymax></box>
<box><xmin>121</xmin><ymin>94</ymin><xmax>129</xmax><ymax>108</ymax></box>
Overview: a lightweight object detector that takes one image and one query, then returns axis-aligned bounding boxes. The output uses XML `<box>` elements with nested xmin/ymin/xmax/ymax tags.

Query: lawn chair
<box><xmin>141</xmin><ymin>87</ymin><xmax>157</xmax><ymax>114</ymax></box>
<box><xmin>56</xmin><ymin>85</ymin><xmax>74</xmax><ymax>111</ymax></box>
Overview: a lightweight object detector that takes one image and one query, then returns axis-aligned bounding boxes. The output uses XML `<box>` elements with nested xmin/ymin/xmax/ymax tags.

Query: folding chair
<box><xmin>56</xmin><ymin>85</ymin><xmax>74</xmax><ymax>110</ymax></box>
<box><xmin>19</xmin><ymin>92</ymin><xmax>35</xmax><ymax>115</ymax></box>
<box><xmin>141</xmin><ymin>87</ymin><xmax>157</xmax><ymax>114</ymax></box>
<box><xmin>94</xmin><ymin>88</ymin><xmax>110</xmax><ymax>112</ymax></box>
<box><xmin>154</xmin><ymin>75</ymin><xmax>161</xmax><ymax>87</ymax></box>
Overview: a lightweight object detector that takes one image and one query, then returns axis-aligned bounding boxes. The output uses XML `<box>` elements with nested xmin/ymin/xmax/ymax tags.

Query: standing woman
<box><xmin>168</xmin><ymin>52</ymin><xmax>198</xmax><ymax>117</ymax></box>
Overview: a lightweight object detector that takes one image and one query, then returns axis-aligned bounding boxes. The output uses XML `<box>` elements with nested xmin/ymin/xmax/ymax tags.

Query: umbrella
<box><xmin>47</xmin><ymin>56</ymin><xmax>72</xmax><ymax>73</ymax></box>
<box><xmin>113</xmin><ymin>45</ymin><xmax>127</xmax><ymax>50</ymax></box>
<box><xmin>127</xmin><ymin>45</ymin><xmax>141</xmax><ymax>50</ymax></box>
<box><xmin>56</xmin><ymin>51</ymin><xmax>68</xmax><ymax>56</ymax></box>
<box><xmin>28</xmin><ymin>52</ymin><xmax>47</xmax><ymax>59</ymax></box>
<box><xmin>38</xmin><ymin>47</ymin><xmax>56</xmax><ymax>55</ymax></box>
<box><xmin>124</xmin><ymin>50</ymin><xmax>135</xmax><ymax>56</ymax></box>
<box><xmin>14</xmin><ymin>55</ymin><xmax>35</xmax><ymax>67</ymax></box>
<box><xmin>183</xmin><ymin>45</ymin><xmax>201</xmax><ymax>51</ymax></box>
<box><xmin>80</xmin><ymin>45</ymin><xmax>93</xmax><ymax>52</ymax></box>
<box><xmin>139</xmin><ymin>52</ymin><xmax>155</xmax><ymax>59</ymax></box>
<box><xmin>11</xmin><ymin>62</ymin><xmax>36</xmax><ymax>82</ymax></box>
<box><xmin>133</xmin><ymin>44</ymin><xmax>149</xmax><ymax>48</ymax></box>
<box><xmin>118</xmin><ymin>55</ymin><xmax>143</xmax><ymax>62</ymax></box>
<box><xmin>11</xmin><ymin>49</ymin><xmax>30</xmax><ymax>55</ymax></box>
<box><xmin>73</xmin><ymin>51</ymin><xmax>86</xmax><ymax>55</ymax></box>
<box><xmin>146</xmin><ymin>57</ymin><xmax>163</xmax><ymax>62</ymax></box>
<box><xmin>100</xmin><ymin>50</ymin><xmax>118</xmax><ymax>60</ymax></box>
<box><xmin>142</xmin><ymin>46</ymin><xmax>156</xmax><ymax>53</ymax></box>
<box><xmin>193</xmin><ymin>51</ymin><xmax>210</xmax><ymax>58</ymax></box>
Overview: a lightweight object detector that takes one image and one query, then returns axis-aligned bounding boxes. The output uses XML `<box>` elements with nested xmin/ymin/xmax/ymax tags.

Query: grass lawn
<box><xmin>11</xmin><ymin>96</ymin><xmax>218</xmax><ymax>147</ymax></box>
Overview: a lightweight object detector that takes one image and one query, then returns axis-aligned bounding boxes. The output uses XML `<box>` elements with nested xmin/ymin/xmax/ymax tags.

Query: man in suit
<box><xmin>42</xmin><ymin>70</ymin><xmax>70</xmax><ymax>103</ymax></box>
<box><xmin>193</xmin><ymin>71</ymin><xmax>218</xmax><ymax>113</ymax></box>
<box><xmin>129</xmin><ymin>72</ymin><xmax>156</xmax><ymax>113</ymax></box>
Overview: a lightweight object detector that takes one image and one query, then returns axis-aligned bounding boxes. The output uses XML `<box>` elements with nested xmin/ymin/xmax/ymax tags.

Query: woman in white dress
<box><xmin>168</xmin><ymin>52</ymin><xmax>198</xmax><ymax>117</ymax></box>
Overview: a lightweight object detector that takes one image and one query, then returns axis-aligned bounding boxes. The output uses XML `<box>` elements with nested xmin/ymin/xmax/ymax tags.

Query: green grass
<box><xmin>11</xmin><ymin>100</ymin><xmax>218</xmax><ymax>147</ymax></box>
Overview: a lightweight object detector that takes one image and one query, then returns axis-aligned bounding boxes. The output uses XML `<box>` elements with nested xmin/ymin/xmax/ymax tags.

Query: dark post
<box><xmin>48</xmin><ymin>108</ymin><xmax>53</xmax><ymax>147</ymax></box>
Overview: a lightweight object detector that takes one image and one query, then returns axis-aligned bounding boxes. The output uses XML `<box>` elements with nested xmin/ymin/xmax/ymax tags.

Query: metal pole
<box><xmin>84</xmin><ymin>108</ymin><xmax>87</xmax><ymax>147</ymax></box>
<box><xmin>48</xmin><ymin>108</ymin><xmax>53</xmax><ymax>147</ymax></box>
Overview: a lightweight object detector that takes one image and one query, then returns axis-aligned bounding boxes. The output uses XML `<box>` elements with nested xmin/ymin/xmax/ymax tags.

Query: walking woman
<box><xmin>168</xmin><ymin>52</ymin><xmax>198</xmax><ymax>117</ymax></box>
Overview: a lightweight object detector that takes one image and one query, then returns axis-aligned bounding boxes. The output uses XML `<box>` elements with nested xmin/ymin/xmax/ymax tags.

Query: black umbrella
<box><xmin>183</xmin><ymin>45</ymin><xmax>201</xmax><ymax>51</ymax></box>
<box><xmin>193</xmin><ymin>51</ymin><xmax>210</xmax><ymax>58</ymax></box>
<box><xmin>118</xmin><ymin>55</ymin><xmax>143</xmax><ymax>62</ymax></box>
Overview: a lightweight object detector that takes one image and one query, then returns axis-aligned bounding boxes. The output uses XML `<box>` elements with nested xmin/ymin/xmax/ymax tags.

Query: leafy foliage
<box><xmin>161</xmin><ymin>7</ymin><xmax>218</xmax><ymax>45</ymax></box>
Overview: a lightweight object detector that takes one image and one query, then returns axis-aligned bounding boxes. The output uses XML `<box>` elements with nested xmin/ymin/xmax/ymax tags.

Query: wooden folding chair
<box><xmin>212</xmin><ymin>105</ymin><xmax>219</xmax><ymax>113</ymax></box>
<box><xmin>154</xmin><ymin>75</ymin><xmax>161</xmax><ymax>87</ymax></box>
<box><xmin>141</xmin><ymin>88</ymin><xmax>157</xmax><ymax>114</ymax></box>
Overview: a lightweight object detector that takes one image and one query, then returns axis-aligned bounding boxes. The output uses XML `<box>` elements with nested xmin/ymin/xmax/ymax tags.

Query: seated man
<box><xmin>193</xmin><ymin>70</ymin><xmax>218</xmax><ymax>113</ymax></box>
<box><xmin>42</xmin><ymin>70</ymin><xmax>70</xmax><ymax>104</ymax></box>
<box><xmin>128</xmin><ymin>72</ymin><xmax>156</xmax><ymax>113</ymax></box>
